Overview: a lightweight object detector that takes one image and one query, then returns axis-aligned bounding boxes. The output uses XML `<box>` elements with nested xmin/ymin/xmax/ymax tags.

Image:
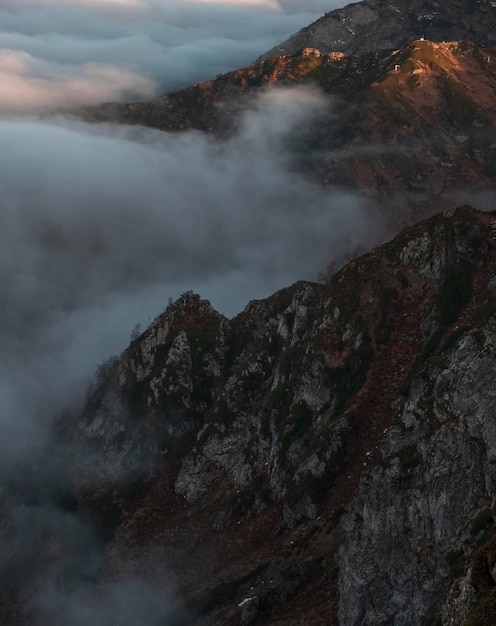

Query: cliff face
<box><xmin>4</xmin><ymin>206</ymin><xmax>496</xmax><ymax>625</ymax></box>
<box><xmin>261</xmin><ymin>0</ymin><xmax>496</xmax><ymax>60</ymax></box>
<box><xmin>338</xmin><ymin>210</ymin><xmax>496</xmax><ymax>625</ymax></box>
<box><xmin>340</xmin><ymin>327</ymin><xmax>496</xmax><ymax>625</ymax></box>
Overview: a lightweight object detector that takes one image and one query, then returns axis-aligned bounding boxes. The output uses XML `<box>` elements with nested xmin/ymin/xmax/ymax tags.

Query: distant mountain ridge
<box><xmin>83</xmin><ymin>0</ymin><xmax>496</xmax><ymax>226</ymax></box>
<box><xmin>261</xmin><ymin>0</ymin><xmax>496</xmax><ymax>59</ymax></box>
<box><xmin>88</xmin><ymin>37</ymin><xmax>496</xmax><ymax>225</ymax></box>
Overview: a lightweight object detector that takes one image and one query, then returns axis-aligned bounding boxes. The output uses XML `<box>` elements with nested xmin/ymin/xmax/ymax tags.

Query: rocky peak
<box><xmin>260</xmin><ymin>0</ymin><xmax>496</xmax><ymax>60</ymax></box>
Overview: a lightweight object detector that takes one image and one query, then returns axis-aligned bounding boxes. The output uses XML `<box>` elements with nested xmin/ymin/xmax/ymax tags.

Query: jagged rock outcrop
<box><xmin>261</xmin><ymin>0</ymin><xmax>496</xmax><ymax>60</ymax></box>
<box><xmin>73</xmin><ymin>294</ymin><xmax>229</xmax><ymax>492</ymax></box>
<box><xmin>76</xmin><ymin>205</ymin><xmax>496</xmax><ymax>625</ymax></box>
<box><xmin>43</xmin><ymin>207</ymin><xmax>496</xmax><ymax>623</ymax></box>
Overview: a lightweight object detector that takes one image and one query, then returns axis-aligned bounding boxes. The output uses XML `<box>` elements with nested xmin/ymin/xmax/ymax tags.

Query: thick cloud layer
<box><xmin>0</xmin><ymin>0</ymin><xmax>346</xmax><ymax>109</ymax></box>
<box><xmin>0</xmin><ymin>50</ymin><xmax>156</xmax><ymax>113</ymax></box>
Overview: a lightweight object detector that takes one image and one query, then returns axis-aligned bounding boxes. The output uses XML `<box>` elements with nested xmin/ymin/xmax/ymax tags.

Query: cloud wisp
<box><xmin>0</xmin><ymin>50</ymin><xmax>156</xmax><ymax>112</ymax></box>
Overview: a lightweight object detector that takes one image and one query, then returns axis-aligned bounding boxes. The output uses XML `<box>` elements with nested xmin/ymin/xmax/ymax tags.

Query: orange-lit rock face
<box><xmin>85</xmin><ymin>38</ymin><xmax>496</xmax><ymax>222</ymax></box>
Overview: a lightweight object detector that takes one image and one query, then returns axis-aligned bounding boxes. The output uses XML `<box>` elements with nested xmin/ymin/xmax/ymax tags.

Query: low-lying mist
<box><xmin>3</xmin><ymin>499</ymin><xmax>190</xmax><ymax>624</ymax></box>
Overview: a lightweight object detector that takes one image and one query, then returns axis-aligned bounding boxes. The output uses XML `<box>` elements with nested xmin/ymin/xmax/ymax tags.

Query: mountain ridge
<box><xmin>261</xmin><ymin>0</ymin><xmax>496</xmax><ymax>59</ymax></box>
<box><xmin>55</xmin><ymin>206</ymin><xmax>496</xmax><ymax>625</ymax></box>
<box><xmin>4</xmin><ymin>205</ymin><xmax>496</xmax><ymax>624</ymax></box>
<box><xmin>87</xmin><ymin>37</ymin><xmax>496</xmax><ymax>225</ymax></box>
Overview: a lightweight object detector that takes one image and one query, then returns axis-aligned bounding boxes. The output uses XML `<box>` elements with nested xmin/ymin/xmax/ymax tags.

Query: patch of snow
<box><xmin>417</xmin><ymin>13</ymin><xmax>434</xmax><ymax>21</ymax></box>
<box><xmin>238</xmin><ymin>597</ymin><xmax>255</xmax><ymax>608</ymax></box>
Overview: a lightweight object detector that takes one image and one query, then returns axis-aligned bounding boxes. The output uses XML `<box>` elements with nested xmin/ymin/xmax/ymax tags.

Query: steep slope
<box><xmin>4</xmin><ymin>206</ymin><xmax>496</xmax><ymax>624</ymax></box>
<box><xmin>338</xmin><ymin>214</ymin><xmax>496</xmax><ymax>625</ymax></box>
<box><xmin>89</xmin><ymin>39</ymin><xmax>496</xmax><ymax>222</ymax></box>
<box><xmin>66</xmin><ymin>206</ymin><xmax>496</xmax><ymax>625</ymax></box>
<box><xmin>261</xmin><ymin>0</ymin><xmax>496</xmax><ymax>59</ymax></box>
